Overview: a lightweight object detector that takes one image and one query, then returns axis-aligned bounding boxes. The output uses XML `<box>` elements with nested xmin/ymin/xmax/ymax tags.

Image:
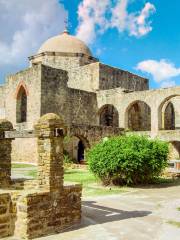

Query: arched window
<box><xmin>99</xmin><ymin>104</ymin><xmax>119</xmax><ymax>127</ymax></box>
<box><xmin>127</xmin><ymin>101</ymin><xmax>151</xmax><ymax>131</ymax></box>
<box><xmin>16</xmin><ymin>86</ymin><xmax>27</xmax><ymax>123</ymax></box>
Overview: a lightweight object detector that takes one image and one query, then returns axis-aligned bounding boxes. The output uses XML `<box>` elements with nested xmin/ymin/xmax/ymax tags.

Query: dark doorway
<box><xmin>78</xmin><ymin>140</ymin><xmax>85</xmax><ymax>163</ymax></box>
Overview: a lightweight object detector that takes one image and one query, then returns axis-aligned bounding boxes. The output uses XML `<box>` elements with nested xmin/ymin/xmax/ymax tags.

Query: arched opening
<box><xmin>16</xmin><ymin>86</ymin><xmax>27</xmax><ymax>123</ymax></box>
<box><xmin>64</xmin><ymin>135</ymin><xmax>89</xmax><ymax>164</ymax></box>
<box><xmin>164</xmin><ymin>102</ymin><xmax>175</xmax><ymax>130</ymax></box>
<box><xmin>159</xmin><ymin>96</ymin><xmax>180</xmax><ymax>130</ymax></box>
<box><xmin>126</xmin><ymin>101</ymin><xmax>151</xmax><ymax>131</ymax></box>
<box><xmin>99</xmin><ymin>104</ymin><xmax>119</xmax><ymax>127</ymax></box>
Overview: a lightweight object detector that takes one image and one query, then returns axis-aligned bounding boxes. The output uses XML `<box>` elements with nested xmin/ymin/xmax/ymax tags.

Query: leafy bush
<box><xmin>87</xmin><ymin>135</ymin><xmax>169</xmax><ymax>185</ymax></box>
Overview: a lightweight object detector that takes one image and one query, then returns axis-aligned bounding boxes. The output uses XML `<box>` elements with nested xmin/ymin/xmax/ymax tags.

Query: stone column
<box><xmin>35</xmin><ymin>113</ymin><xmax>66</xmax><ymax>192</ymax></box>
<box><xmin>151</xmin><ymin>108</ymin><xmax>159</xmax><ymax>138</ymax></box>
<box><xmin>0</xmin><ymin>120</ymin><xmax>13</xmax><ymax>187</ymax></box>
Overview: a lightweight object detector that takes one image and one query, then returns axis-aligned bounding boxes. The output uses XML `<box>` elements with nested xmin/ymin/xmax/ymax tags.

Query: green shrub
<box><xmin>87</xmin><ymin>135</ymin><xmax>169</xmax><ymax>185</ymax></box>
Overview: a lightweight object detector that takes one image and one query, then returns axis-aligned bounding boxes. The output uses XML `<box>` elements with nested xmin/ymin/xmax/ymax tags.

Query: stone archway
<box><xmin>158</xmin><ymin>95</ymin><xmax>180</xmax><ymax>130</ymax></box>
<box><xmin>125</xmin><ymin>100</ymin><xmax>151</xmax><ymax>131</ymax></box>
<box><xmin>98</xmin><ymin>104</ymin><xmax>119</xmax><ymax>127</ymax></box>
<box><xmin>164</xmin><ymin>102</ymin><xmax>175</xmax><ymax>130</ymax></box>
<box><xmin>64</xmin><ymin>134</ymin><xmax>90</xmax><ymax>164</ymax></box>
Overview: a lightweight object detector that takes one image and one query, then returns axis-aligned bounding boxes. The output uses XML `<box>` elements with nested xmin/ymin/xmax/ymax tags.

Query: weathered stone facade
<box><xmin>0</xmin><ymin>114</ymin><xmax>82</xmax><ymax>239</ymax></box>
<box><xmin>0</xmin><ymin>30</ymin><xmax>179</xmax><ymax>162</ymax></box>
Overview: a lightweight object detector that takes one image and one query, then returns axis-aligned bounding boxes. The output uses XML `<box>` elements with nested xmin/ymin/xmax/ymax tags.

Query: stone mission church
<box><xmin>0</xmin><ymin>29</ymin><xmax>180</xmax><ymax>163</ymax></box>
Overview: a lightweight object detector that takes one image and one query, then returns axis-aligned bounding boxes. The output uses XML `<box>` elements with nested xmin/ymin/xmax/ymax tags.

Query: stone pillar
<box><xmin>0</xmin><ymin>120</ymin><xmax>13</xmax><ymax>187</ymax></box>
<box><xmin>35</xmin><ymin>113</ymin><xmax>66</xmax><ymax>191</ymax></box>
<box><xmin>151</xmin><ymin>108</ymin><xmax>159</xmax><ymax>138</ymax></box>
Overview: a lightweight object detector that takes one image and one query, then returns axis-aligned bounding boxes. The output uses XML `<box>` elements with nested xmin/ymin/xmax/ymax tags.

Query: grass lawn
<box><xmin>12</xmin><ymin>164</ymin><xmax>128</xmax><ymax>197</ymax></box>
<box><xmin>64</xmin><ymin>169</ymin><xmax>127</xmax><ymax>196</ymax></box>
<box><xmin>11</xmin><ymin>163</ymin><xmax>35</xmax><ymax>168</ymax></box>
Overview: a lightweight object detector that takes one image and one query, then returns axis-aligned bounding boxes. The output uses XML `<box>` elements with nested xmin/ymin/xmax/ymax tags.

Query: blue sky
<box><xmin>0</xmin><ymin>0</ymin><xmax>180</xmax><ymax>89</ymax></box>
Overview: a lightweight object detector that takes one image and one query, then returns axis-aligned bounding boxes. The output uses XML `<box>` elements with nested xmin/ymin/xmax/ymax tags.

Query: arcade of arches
<box><xmin>13</xmin><ymin>88</ymin><xmax>180</xmax><ymax>163</ymax></box>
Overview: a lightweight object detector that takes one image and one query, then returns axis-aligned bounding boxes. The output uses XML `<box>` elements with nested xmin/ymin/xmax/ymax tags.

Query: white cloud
<box><xmin>76</xmin><ymin>0</ymin><xmax>156</xmax><ymax>44</ymax></box>
<box><xmin>0</xmin><ymin>0</ymin><xmax>67</xmax><ymax>66</ymax></box>
<box><xmin>111</xmin><ymin>1</ymin><xmax>156</xmax><ymax>37</ymax></box>
<box><xmin>136</xmin><ymin>59</ymin><xmax>180</xmax><ymax>87</ymax></box>
<box><xmin>76</xmin><ymin>0</ymin><xmax>110</xmax><ymax>44</ymax></box>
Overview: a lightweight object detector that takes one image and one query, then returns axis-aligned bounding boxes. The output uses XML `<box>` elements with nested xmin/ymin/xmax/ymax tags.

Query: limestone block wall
<box><xmin>40</xmin><ymin>64</ymin><xmax>98</xmax><ymax>126</ymax></box>
<box><xmin>15</xmin><ymin>186</ymin><xmax>82</xmax><ymax>239</ymax></box>
<box><xmin>40</xmin><ymin>65</ymin><xmax>70</xmax><ymax>123</ymax></box>
<box><xmin>99</xmin><ymin>63</ymin><xmax>149</xmax><ymax>91</ymax></box>
<box><xmin>0</xmin><ymin>113</ymin><xmax>82</xmax><ymax>239</ymax></box>
<box><xmin>68</xmin><ymin>62</ymin><xmax>99</xmax><ymax>91</ymax></box>
<box><xmin>5</xmin><ymin>64</ymin><xmax>42</xmax><ymax>130</ymax></box>
<box><xmin>11</xmin><ymin>138</ymin><xmax>38</xmax><ymax>164</ymax></box>
<box><xmin>0</xmin><ymin>86</ymin><xmax>5</xmax><ymax>118</ymax></box>
<box><xmin>29</xmin><ymin>52</ymin><xmax>97</xmax><ymax>72</ymax></box>
<box><xmin>68</xmin><ymin>124</ymin><xmax>123</xmax><ymax>146</ymax></box>
<box><xmin>29</xmin><ymin>53</ymin><xmax>98</xmax><ymax>91</ymax></box>
<box><xmin>68</xmin><ymin>89</ymin><xmax>98</xmax><ymax>125</ymax></box>
<box><xmin>0</xmin><ymin>193</ymin><xmax>15</xmax><ymax>238</ymax></box>
<box><xmin>0</xmin><ymin>120</ymin><xmax>13</xmax><ymax>186</ymax></box>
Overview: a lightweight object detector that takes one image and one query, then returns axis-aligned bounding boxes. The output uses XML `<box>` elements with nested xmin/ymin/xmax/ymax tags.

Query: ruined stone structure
<box><xmin>0</xmin><ymin>114</ymin><xmax>82</xmax><ymax>239</ymax></box>
<box><xmin>0</xmin><ymin>29</ymin><xmax>179</xmax><ymax>163</ymax></box>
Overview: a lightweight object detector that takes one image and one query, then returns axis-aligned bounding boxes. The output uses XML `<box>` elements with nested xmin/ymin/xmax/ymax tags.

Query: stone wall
<box><xmin>29</xmin><ymin>52</ymin><xmax>98</xmax><ymax>72</ymax></box>
<box><xmin>0</xmin><ymin>86</ymin><xmax>5</xmax><ymax>118</ymax></box>
<box><xmin>0</xmin><ymin>193</ymin><xmax>15</xmax><ymax>238</ymax></box>
<box><xmin>15</xmin><ymin>186</ymin><xmax>81</xmax><ymax>239</ymax></box>
<box><xmin>41</xmin><ymin>64</ymin><xmax>98</xmax><ymax>126</ymax></box>
<box><xmin>68</xmin><ymin>124</ymin><xmax>123</xmax><ymax>146</ymax></box>
<box><xmin>68</xmin><ymin>89</ymin><xmax>98</xmax><ymax>125</ymax></box>
<box><xmin>11</xmin><ymin>138</ymin><xmax>38</xmax><ymax>164</ymax></box>
<box><xmin>68</xmin><ymin>62</ymin><xmax>99</xmax><ymax>92</ymax></box>
<box><xmin>40</xmin><ymin>64</ymin><xmax>70</xmax><ymax>123</ymax></box>
<box><xmin>0</xmin><ymin>120</ymin><xmax>13</xmax><ymax>186</ymax></box>
<box><xmin>0</xmin><ymin>114</ymin><xmax>82</xmax><ymax>239</ymax></box>
<box><xmin>99</xmin><ymin>63</ymin><xmax>149</xmax><ymax>91</ymax></box>
<box><xmin>5</xmin><ymin>64</ymin><xmax>42</xmax><ymax>130</ymax></box>
<box><xmin>29</xmin><ymin>53</ymin><xmax>148</xmax><ymax>92</ymax></box>
<box><xmin>29</xmin><ymin>52</ymin><xmax>98</xmax><ymax>91</ymax></box>
<box><xmin>97</xmin><ymin>86</ymin><xmax>180</xmax><ymax>135</ymax></box>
